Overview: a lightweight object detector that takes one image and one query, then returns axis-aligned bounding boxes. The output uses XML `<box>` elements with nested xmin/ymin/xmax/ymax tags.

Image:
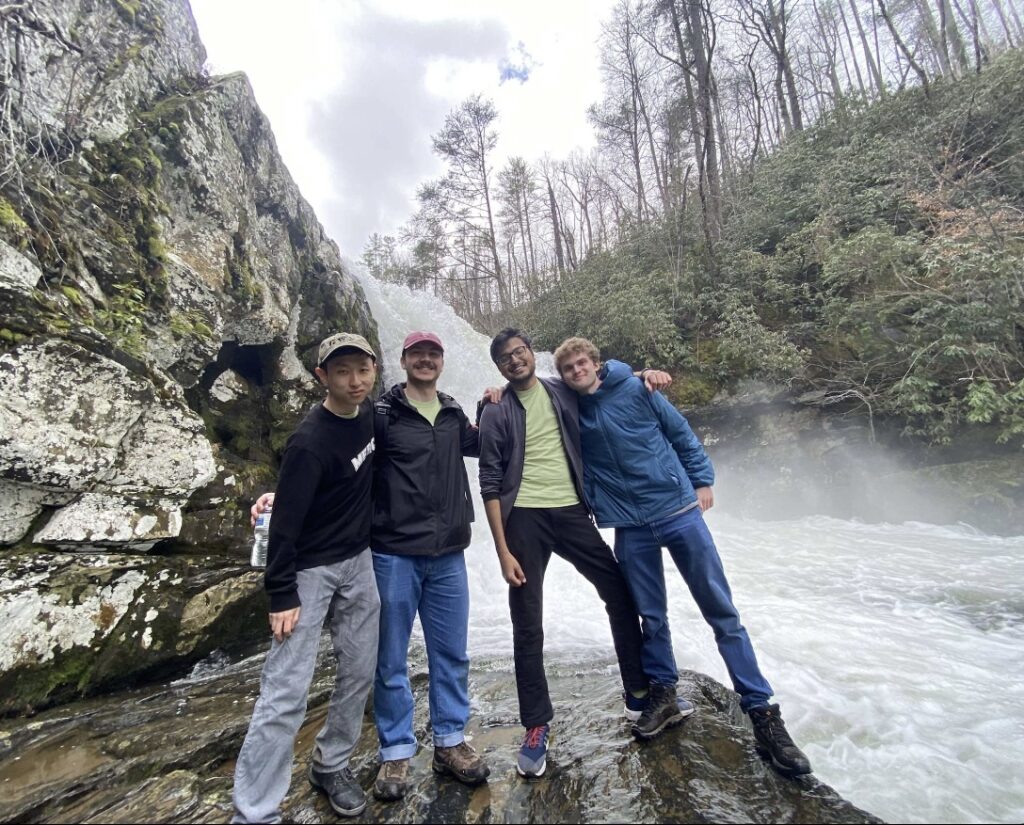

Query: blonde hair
<box><xmin>554</xmin><ymin>337</ymin><xmax>601</xmax><ymax>370</ymax></box>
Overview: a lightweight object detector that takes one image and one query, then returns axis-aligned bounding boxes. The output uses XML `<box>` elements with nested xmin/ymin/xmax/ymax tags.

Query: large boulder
<box><xmin>0</xmin><ymin>551</ymin><xmax>265</xmax><ymax>715</ymax></box>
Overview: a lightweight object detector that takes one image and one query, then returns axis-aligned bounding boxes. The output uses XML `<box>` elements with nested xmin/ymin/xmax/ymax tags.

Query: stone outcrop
<box><xmin>0</xmin><ymin>642</ymin><xmax>882</xmax><ymax>824</ymax></box>
<box><xmin>690</xmin><ymin>382</ymin><xmax>1024</xmax><ymax>535</ymax></box>
<box><xmin>0</xmin><ymin>0</ymin><xmax>378</xmax><ymax>710</ymax></box>
<box><xmin>0</xmin><ymin>551</ymin><xmax>266</xmax><ymax>715</ymax></box>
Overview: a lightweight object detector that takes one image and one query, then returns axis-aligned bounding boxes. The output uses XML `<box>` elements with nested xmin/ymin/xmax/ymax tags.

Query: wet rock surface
<box><xmin>0</xmin><ymin>641</ymin><xmax>882</xmax><ymax>824</ymax></box>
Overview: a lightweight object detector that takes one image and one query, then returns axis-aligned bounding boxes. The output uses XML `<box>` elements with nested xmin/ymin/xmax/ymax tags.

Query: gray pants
<box><xmin>232</xmin><ymin>550</ymin><xmax>380</xmax><ymax>824</ymax></box>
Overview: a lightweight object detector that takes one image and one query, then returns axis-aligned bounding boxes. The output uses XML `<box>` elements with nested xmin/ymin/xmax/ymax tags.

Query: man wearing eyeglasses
<box><xmin>477</xmin><ymin>328</ymin><xmax>671</xmax><ymax>779</ymax></box>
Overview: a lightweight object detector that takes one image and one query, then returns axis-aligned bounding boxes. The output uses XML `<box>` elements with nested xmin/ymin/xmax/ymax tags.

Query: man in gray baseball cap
<box><xmin>233</xmin><ymin>330</ymin><xmax>380</xmax><ymax>823</ymax></box>
<box><xmin>317</xmin><ymin>332</ymin><xmax>377</xmax><ymax>366</ymax></box>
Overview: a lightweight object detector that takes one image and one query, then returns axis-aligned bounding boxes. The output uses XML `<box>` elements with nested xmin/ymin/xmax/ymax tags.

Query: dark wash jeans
<box><xmin>613</xmin><ymin>506</ymin><xmax>773</xmax><ymax>711</ymax></box>
<box><xmin>505</xmin><ymin>503</ymin><xmax>648</xmax><ymax>728</ymax></box>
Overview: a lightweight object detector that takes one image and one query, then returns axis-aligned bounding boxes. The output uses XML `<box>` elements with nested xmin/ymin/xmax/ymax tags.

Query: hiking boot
<box><xmin>307</xmin><ymin>764</ymin><xmax>366</xmax><ymax>817</ymax></box>
<box><xmin>632</xmin><ymin>683</ymin><xmax>694</xmax><ymax>740</ymax></box>
<box><xmin>372</xmin><ymin>758</ymin><xmax>410</xmax><ymax>802</ymax></box>
<box><xmin>432</xmin><ymin>741</ymin><xmax>490</xmax><ymax>785</ymax></box>
<box><xmin>624</xmin><ymin>690</ymin><xmax>695</xmax><ymax>722</ymax></box>
<box><xmin>517</xmin><ymin>724</ymin><xmax>550</xmax><ymax>778</ymax></box>
<box><xmin>748</xmin><ymin>704</ymin><xmax>812</xmax><ymax>775</ymax></box>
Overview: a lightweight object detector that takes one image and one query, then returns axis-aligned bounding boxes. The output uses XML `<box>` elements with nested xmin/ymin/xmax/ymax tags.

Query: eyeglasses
<box><xmin>497</xmin><ymin>345</ymin><xmax>530</xmax><ymax>366</ymax></box>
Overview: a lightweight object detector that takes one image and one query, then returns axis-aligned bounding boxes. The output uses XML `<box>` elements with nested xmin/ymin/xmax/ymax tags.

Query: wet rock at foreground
<box><xmin>0</xmin><ymin>642</ymin><xmax>881</xmax><ymax>824</ymax></box>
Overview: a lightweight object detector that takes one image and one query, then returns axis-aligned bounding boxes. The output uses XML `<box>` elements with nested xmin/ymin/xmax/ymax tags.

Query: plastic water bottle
<box><xmin>251</xmin><ymin>507</ymin><xmax>271</xmax><ymax>567</ymax></box>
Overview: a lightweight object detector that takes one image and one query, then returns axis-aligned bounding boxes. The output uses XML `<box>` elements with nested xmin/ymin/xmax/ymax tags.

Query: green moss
<box><xmin>95</xmin><ymin>282</ymin><xmax>147</xmax><ymax>358</ymax></box>
<box><xmin>0</xmin><ymin>328</ymin><xmax>27</xmax><ymax>343</ymax></box>
<box><xmin>112</xmin><ymin>0</ymin><xmax>140</xmax><ymax>26</ymax></box>
<box><xmin>0</xmin><ymin>646</ymin><xmax>99</xmax><ymax>715</ymax></box>
<box><xmin>0</xmin><ymin>196</ymin><xmax>28</xmax><ymax>233</ymax></box>
<box><xmin>169</xmin><ymin>310</ymin><xmax>215</xmax><ymax>341</ymax></box>
<box><xmin>225</xmin><ymin>237</ymin><xmax>263</xmax><ymax>305</ymax></box>
<box><xmin>668</xmin><ymin>375</ymin><xmax>721</xmax><ymax>407</ymax></box>
<box><xmin>60</xmin><ymin>285</ymin><xmax>85</xmax><ymax>307</ymax></box>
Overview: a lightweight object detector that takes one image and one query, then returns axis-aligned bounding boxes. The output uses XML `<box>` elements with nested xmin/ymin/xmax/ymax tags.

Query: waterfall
<box><xmin>352</xmin><ymin>264</ymin><xmax>1024</xmax><ymax>825</ymax></box>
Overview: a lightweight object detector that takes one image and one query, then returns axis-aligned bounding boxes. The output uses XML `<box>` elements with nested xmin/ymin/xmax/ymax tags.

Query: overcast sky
<box><xmin>189</xmin><ymin>0</ymin><xmax>615</xmax><ymax>256</ymax></box>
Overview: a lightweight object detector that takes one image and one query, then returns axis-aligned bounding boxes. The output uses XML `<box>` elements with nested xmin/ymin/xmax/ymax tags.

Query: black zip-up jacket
<box><xmin>477</xmin><ymin>376</ymin><xmax>587</xmax><ymax>527</ymax></box>
<box><xmin>371</xmin><ymin>383</ymin><xmax>479</xmax><ymax>556</ymax></box>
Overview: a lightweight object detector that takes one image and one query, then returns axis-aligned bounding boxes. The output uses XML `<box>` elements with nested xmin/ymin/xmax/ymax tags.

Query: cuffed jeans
<box><xmin>505</xmin><ymin>504</ymin><xmax>648</xmax><ymax>728</ymax></box>
<box><xmin>614</xmin><ymin>507</ymin><xmax>773</xmax><ymax>711</ymax></box>
<box><xmin>372</xmin><ymin>550</ymin><xmax>471</xmax><ymax>761</ymax></box>
<box><xmin>231</xmin><ymin>551</ymin><xmax>380</xmax><ymax>824</ymax></box>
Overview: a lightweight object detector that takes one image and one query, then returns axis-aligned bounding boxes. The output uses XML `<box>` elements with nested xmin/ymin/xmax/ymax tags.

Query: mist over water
<box><xmin>353</xmin><ymin>265</ymin><xmax>1024</xmax><ymax>825</ymax></box>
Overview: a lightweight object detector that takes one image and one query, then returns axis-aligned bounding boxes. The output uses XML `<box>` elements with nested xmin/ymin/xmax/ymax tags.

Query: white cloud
<box><xmin>189</xmin><ymin>0</ymin><xmax>613</xmax><ymax>254</ymax></box>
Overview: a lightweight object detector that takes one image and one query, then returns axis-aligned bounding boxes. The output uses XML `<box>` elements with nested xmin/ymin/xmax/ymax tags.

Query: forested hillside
<box><xmin>364</xmin><ymin>1</ymin><xmax>1024</xmax><ymax>447</ymax></box>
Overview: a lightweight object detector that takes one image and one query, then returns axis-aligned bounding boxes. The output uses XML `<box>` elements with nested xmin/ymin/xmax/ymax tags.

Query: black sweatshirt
<box><xmin>265</xmin><ymin>401</ymin><xmax>375</xmax><ymax>612</ymax></box>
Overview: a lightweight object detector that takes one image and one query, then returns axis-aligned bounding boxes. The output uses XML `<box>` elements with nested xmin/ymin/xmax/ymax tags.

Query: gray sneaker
<box><xmin>373</xmin><ymin>758</ymin><xmax>410</xmax><ymax>801</ymax></box>
<box><xmin>308</xmin><ymin>764</ymin><xmax>366</xmax><ymax>817</ymax></box>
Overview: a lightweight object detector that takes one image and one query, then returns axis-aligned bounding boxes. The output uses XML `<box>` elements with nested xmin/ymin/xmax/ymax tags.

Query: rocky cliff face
<box><xmin>0</xmin><ymin>0</ymin><xmax>377</xmax><ymax>708</ymax></box>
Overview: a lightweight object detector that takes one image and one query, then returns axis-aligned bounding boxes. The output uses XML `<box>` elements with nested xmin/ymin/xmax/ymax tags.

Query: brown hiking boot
<box><xmin>372</xmin><ymin>758</ymin><xmax>410</xmax><ymax>801</ymax></box>
<box><xmin>432</xmin><ymin>741</ymin><xmax>490</xmax><ymax>785</ymax></box>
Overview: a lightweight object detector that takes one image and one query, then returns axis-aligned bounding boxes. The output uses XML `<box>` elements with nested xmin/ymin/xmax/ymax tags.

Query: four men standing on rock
<box><xmin>234</xmin><ymin>325</ymin><xmax>811</xmax><ymax>822</ymax></box>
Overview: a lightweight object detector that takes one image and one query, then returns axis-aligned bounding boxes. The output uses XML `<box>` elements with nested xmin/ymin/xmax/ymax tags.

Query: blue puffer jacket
<box><xmin>578</xmin><ymin>360</ymin><xmax>715</xmax><ymax>528</ymax></box>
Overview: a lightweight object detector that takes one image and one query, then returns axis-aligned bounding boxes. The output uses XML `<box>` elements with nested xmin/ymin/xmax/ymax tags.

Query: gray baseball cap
<box><xmin>317</xmin><ymin>332</ymin><xmax>377</xmax><ymax>366</ymax></box>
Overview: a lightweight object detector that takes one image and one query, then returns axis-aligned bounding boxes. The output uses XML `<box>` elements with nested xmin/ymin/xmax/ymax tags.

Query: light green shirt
<box><xmin>513</xmin><ymin>383</ymin><xmax>579</xmax><ymax>508</ymax></box>
<box><xmin>408</xmin><ymin>395</ymin><xmax>441</xmax><ymax>425</ymax></box>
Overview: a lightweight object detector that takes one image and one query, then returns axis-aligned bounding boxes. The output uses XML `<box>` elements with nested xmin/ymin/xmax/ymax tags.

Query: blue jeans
<box><xmin>613</xmin><ymin>507</ymin><xmax>773</xmax><ymax>712</ymax></box>
<box><xmin>372</xmin><ymin>550</ymin><xmax>470</xmax><ymax>761</ymax></box>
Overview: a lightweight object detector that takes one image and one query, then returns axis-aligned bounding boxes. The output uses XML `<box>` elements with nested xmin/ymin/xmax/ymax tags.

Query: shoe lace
<box><xmin>382</xmin><ymin>761</ymin><xmax>405</xmax><ymax>779</ymax></box>
<box><xmin>758</xmin><ymin>709</ymin><xmax>794</xmax><ymax>746</ymax></box>
<box><xmin>523</xmin><ymin>725</ymin><xmax>547</xmax><ymax>749</ymax></box>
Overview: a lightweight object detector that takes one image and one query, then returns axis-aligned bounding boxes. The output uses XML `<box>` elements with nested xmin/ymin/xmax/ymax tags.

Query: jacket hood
<box><xmin>596</xmin><ymin>359</ymin><xmax>634</xmax><ymax>393</ymax></box>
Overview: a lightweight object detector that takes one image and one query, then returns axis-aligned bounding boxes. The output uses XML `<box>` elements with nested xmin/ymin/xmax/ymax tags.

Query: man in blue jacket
<box><xmin>553</xmin><ymin>336</ymin><xmax>812</xmax><ymax>776</ymax></box>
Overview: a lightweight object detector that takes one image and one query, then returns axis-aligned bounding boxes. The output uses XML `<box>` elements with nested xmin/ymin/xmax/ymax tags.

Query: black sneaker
<box><xmin>308</xmin><ymin>763</ymin><xmax>367</xmax><ymax>817</ymax></box>
<box><xmin>632</xmin><ymin>683</ymin><xmax>693</xmax><ymax>740</ymax></box>
<box><xmin>748</xmin><ymin>704</ymin><xmax>812</xmax><ymax>775</ymax></box>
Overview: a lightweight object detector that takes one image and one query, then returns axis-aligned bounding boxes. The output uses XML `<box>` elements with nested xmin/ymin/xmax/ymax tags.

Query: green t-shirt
<box><xmin>513</xmin><ymin>382</ymin><xmax>579</xmax><ymax>508</ymax></box>
<box><xmin>408</xmin><ymin>395</ymin><xmax>441</xmax><ymax>425</ymax></box>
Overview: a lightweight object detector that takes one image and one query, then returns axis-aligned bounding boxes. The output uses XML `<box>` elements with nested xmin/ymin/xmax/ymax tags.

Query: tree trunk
<box><xmin>877</xmin><ymin>0</ymin><xmax>931</xmax><ymax>94</ymax></box>
<box><xmin>836</xmin><ymin>0</ymin><xmax>867</xmax><ymax>95</ymax></box>
<box><xmin>684</xmin><ymin>0</ymin><xmax>721</xmax><ymax>244</ymax></box>
<box><xmin>547</xmin><ymin>177</ymin><xmax>565</xmax><ymax>277</ymax></box>
<box><xmin>847</xmin><ymin>0</ymin><xmax>885</xmax><ymax>96</ymax></box>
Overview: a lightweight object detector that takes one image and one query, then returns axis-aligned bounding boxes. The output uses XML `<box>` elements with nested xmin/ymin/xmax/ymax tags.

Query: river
<box><xmin>356</xmin><ymin>267</ymin><xmax>1024</xmax><ymax>825</ymax></box>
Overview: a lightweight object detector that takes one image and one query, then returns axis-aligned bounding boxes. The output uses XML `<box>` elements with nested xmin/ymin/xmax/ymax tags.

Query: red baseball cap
<box><xmin>402</xmin><ymin>331</ymin><xmax>444</xmax><ymax>353</ymax></box>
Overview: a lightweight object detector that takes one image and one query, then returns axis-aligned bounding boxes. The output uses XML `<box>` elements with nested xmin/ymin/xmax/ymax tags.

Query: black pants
<box><xmin>505</xmin><ymin>503</ymin><xmax>648</xmax><ymax>728</ymax></box>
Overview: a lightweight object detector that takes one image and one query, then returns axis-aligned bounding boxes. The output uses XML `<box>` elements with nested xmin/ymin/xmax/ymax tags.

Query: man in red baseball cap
<box><xmin>368</xmin><ymin>329</ymin><xmax>489</xmax><ymax>798</ymax></box>
<box><xmin>401</xmin><ymin>330</ymin><xmax>444</xmax><ymax>352</ymax></box>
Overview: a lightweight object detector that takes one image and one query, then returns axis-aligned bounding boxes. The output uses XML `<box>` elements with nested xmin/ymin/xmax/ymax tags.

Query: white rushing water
<box><xmin>354</xmin><ymin>265</ymin><xmax>1024</xmax><ymax>825</ymax></box>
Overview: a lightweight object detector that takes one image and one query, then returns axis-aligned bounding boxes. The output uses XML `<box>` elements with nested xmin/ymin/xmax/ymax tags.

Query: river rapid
<box><xmin>358</xmin><ymin>267</ymin><xmax>1024</xmax><ymax>825</ymax></box>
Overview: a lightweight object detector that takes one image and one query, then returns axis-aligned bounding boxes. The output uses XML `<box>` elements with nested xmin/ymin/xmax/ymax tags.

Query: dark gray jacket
<box><xmin>477</xmin><ymin>376</ymin><xmax>587</xmax><ymax>526</ymax></box>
